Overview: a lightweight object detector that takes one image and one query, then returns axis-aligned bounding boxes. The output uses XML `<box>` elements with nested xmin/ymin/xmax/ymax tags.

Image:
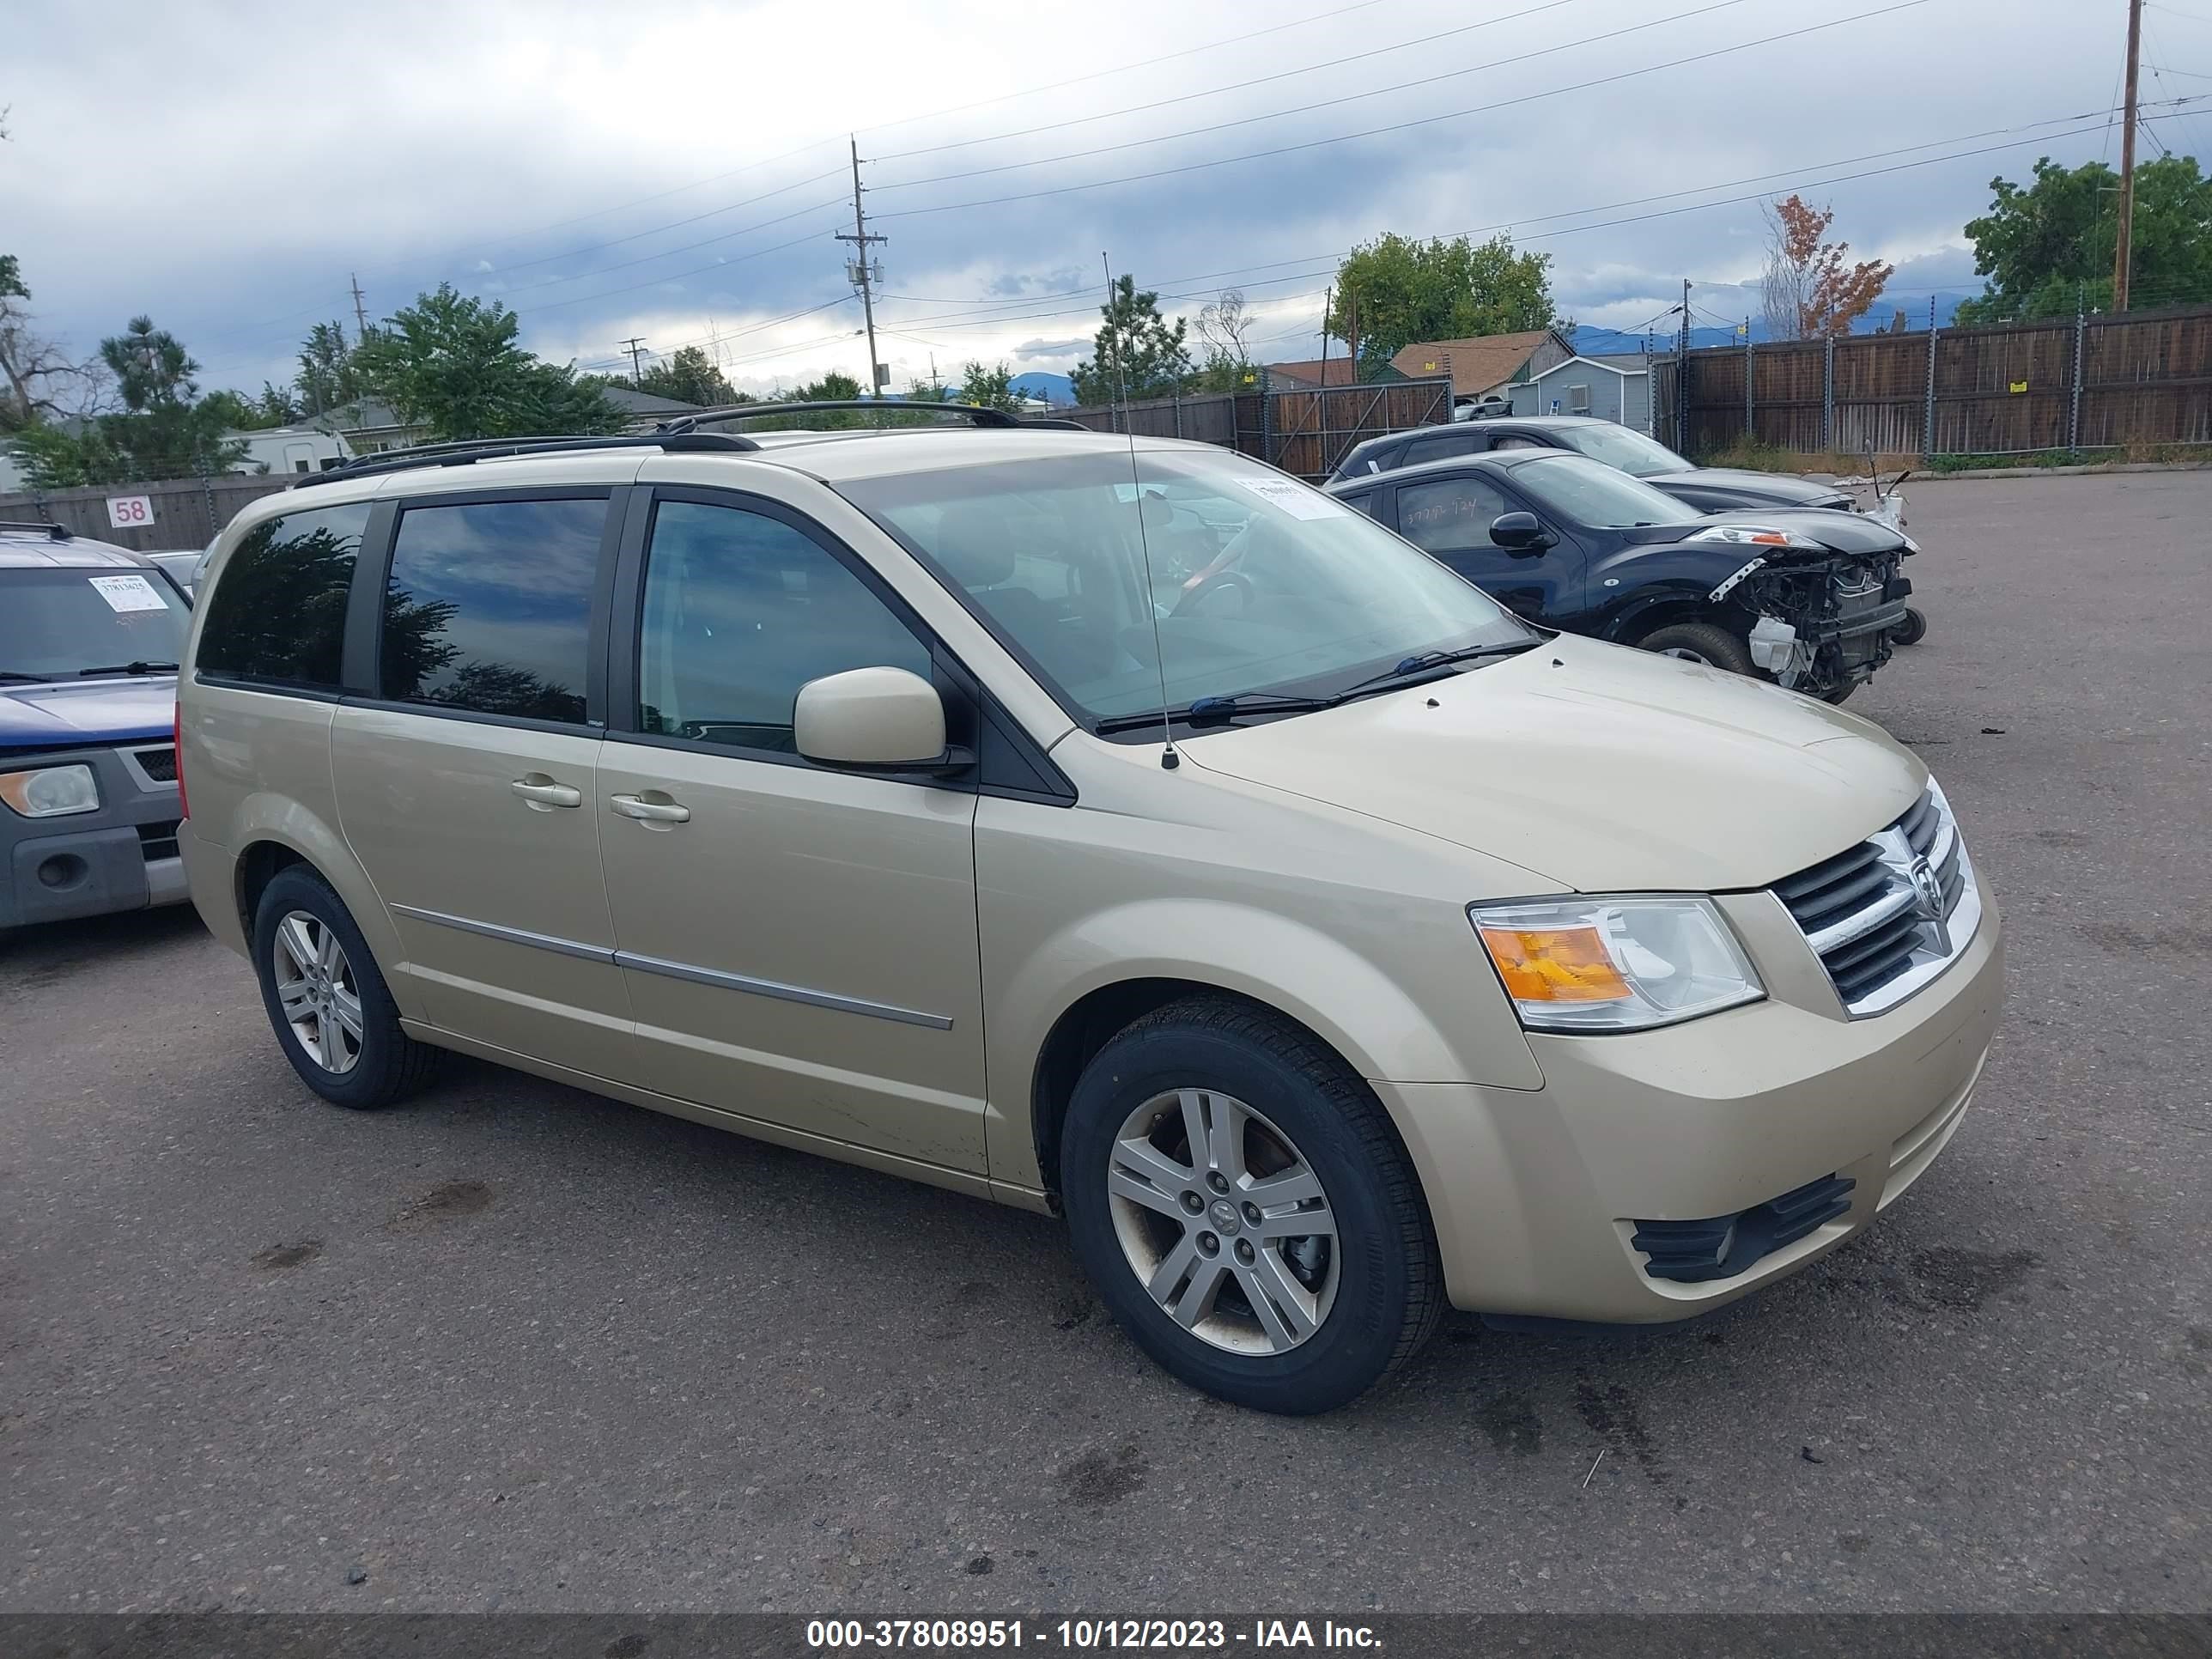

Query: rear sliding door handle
<box><xmin>511</xmin><ymin>775</ymin><xmax>582</xmax><ymax>810</ymax></box>
<box><xmin>609</xmin><ymin>792</ymin><xmax>691</xmax><ymax>824</ymax></box>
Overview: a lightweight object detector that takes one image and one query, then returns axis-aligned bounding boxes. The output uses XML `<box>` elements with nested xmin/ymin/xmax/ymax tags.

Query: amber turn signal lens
<box><xmin>1477</xmin><ymin>923</ymin><xmax>1632</xmax><ymax>1004</ymax></box>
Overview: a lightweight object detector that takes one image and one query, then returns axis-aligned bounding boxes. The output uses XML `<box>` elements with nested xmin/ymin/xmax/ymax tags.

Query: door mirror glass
<box><xmin>1489</xmin><ymin>511</ymin><xmax>1554</xmax><ymax>553</ymax></box>
<box><xmin>794</xmin><ymin>666</ymin><xmax>948</xmax><ymax>769</ymax></box>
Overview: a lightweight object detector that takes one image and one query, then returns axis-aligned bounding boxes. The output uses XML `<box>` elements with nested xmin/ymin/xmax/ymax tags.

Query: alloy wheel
<box><xmin>1105</xmin><ymin>1088</ymin><xmax>1340</xmax><ymax>1355</ymax></box>
<box><xmin>270</xmin><ymin>910</ymin><xmax>363</xmax><ymax>1075</ymax></box>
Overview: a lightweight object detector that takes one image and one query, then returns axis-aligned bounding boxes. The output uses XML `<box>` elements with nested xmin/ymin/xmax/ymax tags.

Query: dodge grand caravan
<box><xmin>178</xmin><ymin>404</ymin><xmax>2002</xmax><ymax>1413</ymax></box>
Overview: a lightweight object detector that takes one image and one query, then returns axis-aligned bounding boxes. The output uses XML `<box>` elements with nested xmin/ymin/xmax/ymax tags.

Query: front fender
<box><xmin>982</xmin><ymin>896</ymin><xmax>1543</xmax><ymax>1192</ymax></box>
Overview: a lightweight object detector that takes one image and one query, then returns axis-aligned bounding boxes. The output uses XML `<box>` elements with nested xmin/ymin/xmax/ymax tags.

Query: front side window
<box><xmin>842</xmin><ymin>450</ymin><xmax>1533</xmax><ymax>726</ymax></box>
<box><xmin>380</xmin><ymin>497</ymin><xmax>605</xmax><ymax>723</ymax></box>
<box><xmin>1395</xmin><ymin>477</ymin><xmax>1513</xmax><ymax>553</ymax></box>
<box><xmin>1</xmin><ymin>566</ymin><xmax>190</xmax><ymax>682</ymax></box>
<box><xmin>1510</xmin><ymin>455</ymin><xmax>1705</xmax><ymax>530</ymax></box>
<box><xmin>196</xmin><ymin>502</ymin><xmax>368</xmax><ymax>689</ymax></box>
<box><xmin>637</xmin><ymin>500</ymin><xmax>930</xmax><ymax>753</ymax></box>
<box><xmin>1548</xmin><ymin>422</ymin><xmax>1690</xmax><ymax>477</ymax></box>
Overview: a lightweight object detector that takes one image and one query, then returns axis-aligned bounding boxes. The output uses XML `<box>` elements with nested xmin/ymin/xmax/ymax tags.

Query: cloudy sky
<box><xmin>3</xmin><ymin>0</ymin><xmax>2195</xmax><ymax>399</ymax></box>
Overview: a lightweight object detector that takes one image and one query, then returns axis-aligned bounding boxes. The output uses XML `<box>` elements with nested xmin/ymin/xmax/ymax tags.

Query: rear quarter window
<box><xmin>195</xmin><ymin>502</ymin><xmax>370</xmax><ymax>690</ymax></box>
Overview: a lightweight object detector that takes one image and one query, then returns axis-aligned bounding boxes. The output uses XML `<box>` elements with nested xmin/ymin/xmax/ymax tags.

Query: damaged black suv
<box><xmin>1326</xmin><ymin>448</ymin><xmax>1911</xmax><ymax>702</ymax></box>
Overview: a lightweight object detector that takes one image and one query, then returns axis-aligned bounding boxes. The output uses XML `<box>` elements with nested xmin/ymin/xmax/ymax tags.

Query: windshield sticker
<box><xmin>88</xmin><ymin>574</ymin><xmax>169</xmax><ymax>613</ymax></box>
<box><xmin>1230</xmin><ymin>476</ymin><xmax>1347</xmax><ymax>521</ymax></box>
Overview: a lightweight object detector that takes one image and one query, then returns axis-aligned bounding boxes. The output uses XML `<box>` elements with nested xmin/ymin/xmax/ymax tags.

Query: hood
<box><xmin>1178</xmin><ymin>634</ymin><xmax>1923</xmax><ymax>892</ymax></box>
<box><xmin>1627</xmin><ymin>507</ymin><xmax>1905</xmax><ymax>560</ymax></box>
<box><xmin>1648</xmin><ymin>467</ymin><xmax>1849</xmax><ymax>507</ymax></box>
<box><xmin>0</xmin><ymin>676</ymin><xmax>177</xmax><ymax>752</ymax></box>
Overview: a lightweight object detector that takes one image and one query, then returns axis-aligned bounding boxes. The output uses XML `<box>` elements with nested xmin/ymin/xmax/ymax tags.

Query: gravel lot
<box><xmin>3</xmin><ymin>471</ymin><xmax>2208</xmax><ymax>1616</ymax></box>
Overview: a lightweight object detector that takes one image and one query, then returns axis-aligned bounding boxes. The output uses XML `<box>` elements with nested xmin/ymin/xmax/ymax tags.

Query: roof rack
<box><xmin>658</xmin><ymin>398</ymin><xmax>1086</xmax><ymax>434</ymax></box>
<box><xmin>0</xmin><ymin>520</ymin><xmax>70</xmax><ymax>540</ymax></box>
<box><xmin>294</xmin><ymin>429</ymin><xmax>760</xmax><ymax>489</ymax></box>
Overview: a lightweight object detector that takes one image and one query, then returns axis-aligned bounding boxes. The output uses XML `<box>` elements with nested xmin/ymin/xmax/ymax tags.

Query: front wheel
<box><xmin>1060</xmin><ymin>996</ymin><xmax>1443</xmax><ymax>1414</ymax></box>
<box><xmin>1892</xmin><ymin>605</ymin><xmax>1928</xmax><ymax>646</ymax></box>
<box><xmin>1633</xmin><ymin>618</ymin><xmax>1756</xmax><ymax>676</ymax></box>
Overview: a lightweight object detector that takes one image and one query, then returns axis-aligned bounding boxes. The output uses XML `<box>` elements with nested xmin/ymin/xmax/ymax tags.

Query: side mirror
<box><xmin>794</xmin><ymin>667</ymin><xmax>964</xmax><ymax>774</ymax></box>
<box><xmin>1489</xmin><ymin>511</ymin><xmax>1556</xmax><ymax>556</ymax></box>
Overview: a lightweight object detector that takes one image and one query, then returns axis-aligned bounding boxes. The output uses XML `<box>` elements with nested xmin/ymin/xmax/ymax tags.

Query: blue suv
<box><xmin>0</xmin><ymin>521</ymin><xmax>192</xmax><ymax>929</ymax></box>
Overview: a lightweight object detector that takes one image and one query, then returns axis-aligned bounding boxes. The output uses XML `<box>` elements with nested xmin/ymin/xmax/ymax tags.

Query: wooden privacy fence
<box><xmin>0</xmin><ymin>473</ymin><xmax>298</xmax><ymax>550</ymax></box>
<box><xmin>1653</xmin><ymin>303</ymin><xmax>2212</xmax><ymax>460</ymax></box>
<box><xmin>1064</xmin><ymin>374</ymin><xmax>1454</xmax><ymax>479</ymax></box>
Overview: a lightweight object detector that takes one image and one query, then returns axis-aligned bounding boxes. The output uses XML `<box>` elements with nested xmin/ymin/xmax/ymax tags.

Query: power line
<box><xmin>508</xmin><ymin>224</ymin><xmax>844</xmax><ymax>316</ymax></box>
<box><xmin>479</xmin><ymin>167</ymin><xmax>848</xmax><ymax>279</ymax></box>
<box><xmin>878</xmin><ymin>0</ymin><xmax>1752</xmax><ymax>193</ymax></box>
<box><xmin>875</xmin><ymin>0</ymin><xmax>1591</xmax><ymax>162</ymax></box>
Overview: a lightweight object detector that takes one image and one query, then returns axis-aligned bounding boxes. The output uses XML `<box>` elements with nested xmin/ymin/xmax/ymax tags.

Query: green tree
<box><xmin>352</xmin><ymin>283</ymin><xmax>625</xmax><ymax>441</ymax></box>
<box><xmin>294</xmin><ymin>320</ymin><xmax>362</xmax><ymax>416</ymax></box>
<box><xmin>1326</xmin><ymin>234</ymin><xmax>1562</xmax><ymax>374</ymax></box>
<box><xmin>636</xmin><ymin>343</ymin><xmax>742</xmax><ymax>409</ymax></box>
<box><xmin>13</xmin><ymin>317</ymin><xmax>246</xmax><ymax>484</ymax></box>
<box><xmin>1955</xmin><ymin>155</ymin><xmax>2212</xmax><ymax>322</ymax></box>
<box><xmin>1069</xmin><ymin>276</ymin><xmax>1192</xmax><ymax>404</ymax></box>
<box><xmin>958</xmin><ymin>360</ymin><xmax>1019</xmax><ymax>411</ymax></box>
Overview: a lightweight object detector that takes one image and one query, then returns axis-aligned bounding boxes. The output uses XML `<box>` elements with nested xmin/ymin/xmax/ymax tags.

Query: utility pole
<box><xmin>837</xmin><ymin>137</ymin><xmax>888</xmax><ymax>396</ymax></box>
<box><xmin>1318</xmin><ymin>287</ymin><xmax>1333</xmax><ymax>385</ymax></box>
<box><xmin>2112</xmin><ymin>0</ymin><xmax>2143</xmax><ymax>312</ymax></box>
<box><xmin>618</xmin><ymin>337</ymin><xmax>649</xmax><ymax>384</ymax></box>
<box><xmin>1676</xmin><ymin>278</ymin><xmax>1692</xmax><ymax>449</ymax></box>
<box><xmin>350</xmin><ymin>274</ymin><xmax>370</xmax><ymax>342</ymax></box>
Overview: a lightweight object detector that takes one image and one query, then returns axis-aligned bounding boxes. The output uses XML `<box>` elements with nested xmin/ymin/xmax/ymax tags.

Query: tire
<box><xmin>1060</xmin><ymin>994</ymin><xmax>1443</xmax><ymax>1414</ymax></box>
<box><xmin>1892</xmin><ymin>605</ymin><xmax>1927</xmax><ymax>646</ymax></box>
<box><xmin>252</xmin><ymin>866</ymin><xmax>439</xmax><ymax>1109</ymax></box>
<box><xmin>1633</xmin><ymin>618</ymin><xmax>1757</xmax><ymax>676</ymax></box>
<box><xmin>1820</xmin><ymin>679</ymin><xmax>1861</xmax><ymax>706</ymax></box>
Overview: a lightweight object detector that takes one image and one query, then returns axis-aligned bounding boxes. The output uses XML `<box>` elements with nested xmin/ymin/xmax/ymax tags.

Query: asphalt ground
<box><xmin>3</xmin><ymin>471</ymin><xmax>2208</xmax><ymax>1616</ymax></box>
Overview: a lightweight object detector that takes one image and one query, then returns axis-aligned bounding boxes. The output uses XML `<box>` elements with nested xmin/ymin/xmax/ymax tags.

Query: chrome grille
<box><xmin>1774</xmin><ymin>784</ymin><xmax>1980</xmax><ymax>1017</ymax></box>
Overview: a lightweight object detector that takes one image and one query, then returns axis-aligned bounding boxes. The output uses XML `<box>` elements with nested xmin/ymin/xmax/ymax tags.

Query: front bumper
<box><xmin>0</xmin><ymin>743</ymin><xmax>187</xmax><ymax>928</ymax></box>
<box><xmin>1380</xmin><ymin>884</ymin><xmax>2004</xmax><ymax>1322</ymax></box>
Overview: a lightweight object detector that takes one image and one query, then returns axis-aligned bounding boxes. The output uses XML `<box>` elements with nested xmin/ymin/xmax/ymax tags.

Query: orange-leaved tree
<box><xmin>1759</xmin><ymin>195</ymin><xmax>1893</xmax><ymax>340</ymax></box>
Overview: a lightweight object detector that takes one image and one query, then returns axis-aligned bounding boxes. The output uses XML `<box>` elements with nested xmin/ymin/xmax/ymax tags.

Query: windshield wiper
<box><xmin>1331</xmin><ymin>638</ymin><xmax>1541</xmax><ymax>699</ymax></box>
<box><xmin>1093</xmin><ymin>691</ymin><xmax>1336</xmax><ymax>733</ymax></box>
<box><xmin>76</xmin><ymin>660</ymin><xmax>179</xmax><ymax>678</ymax></box>
<box><xmin>0</xmin><ymin>670</ymin><xmax>55</xmax><ymax>684</ymax></box>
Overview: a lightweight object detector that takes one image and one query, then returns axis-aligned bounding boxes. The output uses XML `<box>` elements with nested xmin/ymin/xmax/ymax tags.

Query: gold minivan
<box><xmin>177</xmin><ymin>407</ymin><xmax>2002</xmax><ymax>1413</ymax></box>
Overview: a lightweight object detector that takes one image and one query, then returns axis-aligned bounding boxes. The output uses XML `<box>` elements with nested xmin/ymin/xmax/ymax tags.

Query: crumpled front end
<box><xmin>1716</xmin><ymin>546</ymin><xmax>1911</xmax><ymax>698</ymax></box>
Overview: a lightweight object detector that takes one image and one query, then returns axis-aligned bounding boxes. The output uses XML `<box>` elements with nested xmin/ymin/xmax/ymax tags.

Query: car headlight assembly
<box><xmin>1686</xmin><ymin>523</ymin><xmax>1821</xmax><ymax>550</ymax></box>
<box><xmin>0</xmin><ymin>763</ymin><xmax>100</xmax><ymax>818</ymax></box>
<box><xmin>1471</xmin><ymin>896</ymin><xmax>1763</xmax><ymax>1032</ymax></box>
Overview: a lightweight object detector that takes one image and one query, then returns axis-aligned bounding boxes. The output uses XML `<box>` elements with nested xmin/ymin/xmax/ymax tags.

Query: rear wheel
<box><xmin>252</xmin><ymin>866</ymin><xmax>439</xmax><ymax>1109</ymax></box>
<box><xmin>1060</xmin><ymin>996</ymin><xmax>1442</xmax><ymax>1414</ymax></box>
<box><xmin>1634</xmin><ymin>618</ymin><xmax>1756</xmax><ymax>675</ymax></box>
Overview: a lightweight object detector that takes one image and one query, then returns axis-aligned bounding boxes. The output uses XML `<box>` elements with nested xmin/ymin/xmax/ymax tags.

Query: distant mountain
<box><xmin>1572</xmin><ymin>293</ymin><xmax>1975</xmax><ymax>357</ymax></box>
<box><xmin>1009</xmin><ymin>371</ymin><xmax>1074</xmax><ymax>404</ymax></box>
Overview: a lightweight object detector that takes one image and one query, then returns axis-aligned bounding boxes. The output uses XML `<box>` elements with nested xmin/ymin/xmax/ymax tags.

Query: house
<box><xmin>1259</xmin><ymin>356</ymin><xmax>1359</xmax><ymax>388</ymax></box>
<box><xmin>303</xmin><ymin>399</ymin><xmax>425</xmax><ymax>457</ymax></box>
<box><xmin>595</xmin><ymin>385</ymin><xmax>708</xmax><ymax>431</ymax></box>
<box><xmin>1389</xmin><ymin>328</ymin><xmax>1576</xmax><ymax>402</ymax></box>
<box><xmin>1507</xmin><ymin>352</ymin><xmax>1653</xmax><ymax>430</ymax></box>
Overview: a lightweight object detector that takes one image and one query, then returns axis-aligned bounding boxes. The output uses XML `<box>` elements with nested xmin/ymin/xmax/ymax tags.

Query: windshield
<box><xmin>1548</xmin><ymin>423</ymin><xmax>1693</xmax><ymax>477</ymax></box>
<box><xmin>1510</xmin><ymin>454</ymin><xmax>1707</xmax><ymax>530</ymax></box>
<box><xmin>842</xmin><ymin>449</ymin><xmax>1534</xmax><ymax>724</ymax></box>
<box><xmin>0</xmin><ymin>568</ymin><xmax>189</xmax><ymax>680</ymax></box>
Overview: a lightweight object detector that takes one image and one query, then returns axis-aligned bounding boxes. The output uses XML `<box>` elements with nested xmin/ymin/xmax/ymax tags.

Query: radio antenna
<box><xmin>1104</xmin><ymin>251</ymin><xmax>1179</xmax><ymax>770</ymax></box>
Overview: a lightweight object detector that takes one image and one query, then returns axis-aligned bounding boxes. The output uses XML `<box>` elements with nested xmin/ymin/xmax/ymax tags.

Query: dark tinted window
<box><xmin>637</xmin><ymin>500</ymin><xmax>929</xmax><ymax>753</ymax></box>
<box><xmin>1402</xmin><ymin>432</ymin><xmax>1476</xmax><ymax>467</ymax></box>
<box><xmin>196</xmin><ymin>503</ymin><xmax>368</xmax><ymax>688</ymax></box>
<box><xmin>1396</xmin><ymin>477</ymin><xmax>1515</xmax><ymax>552</ymax></box>
<box><xmin>380</xmin><ymin>497</ymin><xmax>605</xmax><ymax>723</ymax></box>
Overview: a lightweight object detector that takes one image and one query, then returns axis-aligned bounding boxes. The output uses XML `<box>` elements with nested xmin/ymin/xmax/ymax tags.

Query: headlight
<box><xmin>1470</xmin><ymin>896</ymin><xmax>1763</xmax><ymax>1032</ymax></box>
<box><xmin>1686</xmin><ymin>524</ymin><xmax>1820</xmax><ymax>550</ymax></box>
<box><xmin>0</xmin><ymin>763</ymin><xmax>100</xmax><ymax>817</ymax></box>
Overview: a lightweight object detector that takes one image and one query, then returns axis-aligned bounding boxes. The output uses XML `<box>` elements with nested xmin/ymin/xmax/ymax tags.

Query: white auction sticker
<box><xmin>1231</xmin><ymin>475</ymin><xmax>1346</xmax><ymax>520</ymax></box>
<box><xmin>88</xmin><ymin>574</ymin><xmax>168</xmax><ymax>613</ymax></box>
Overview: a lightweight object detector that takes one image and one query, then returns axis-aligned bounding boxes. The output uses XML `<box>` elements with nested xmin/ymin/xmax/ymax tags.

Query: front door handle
<box><xmin>609</xmin><ymin>792</ymin><xmax>691</xmax><ymax>824</ymax></box>
<box><xmin>511</xmin><ymin>775</ymin><xmax>582</xmax><ymax>810</ymax></box>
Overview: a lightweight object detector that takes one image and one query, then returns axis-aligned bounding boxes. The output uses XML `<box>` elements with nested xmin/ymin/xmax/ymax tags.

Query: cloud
<box><xmin>0</xmin><ymin>0</ymin><xmax>2116</xmax><ymax>396</ymax></box>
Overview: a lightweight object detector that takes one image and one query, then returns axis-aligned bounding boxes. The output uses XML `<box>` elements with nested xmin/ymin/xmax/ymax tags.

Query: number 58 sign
<box><xmin>106</xmin><ymin>495</ymin><xmax>155</xmax><ymax>529</ymax></box>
